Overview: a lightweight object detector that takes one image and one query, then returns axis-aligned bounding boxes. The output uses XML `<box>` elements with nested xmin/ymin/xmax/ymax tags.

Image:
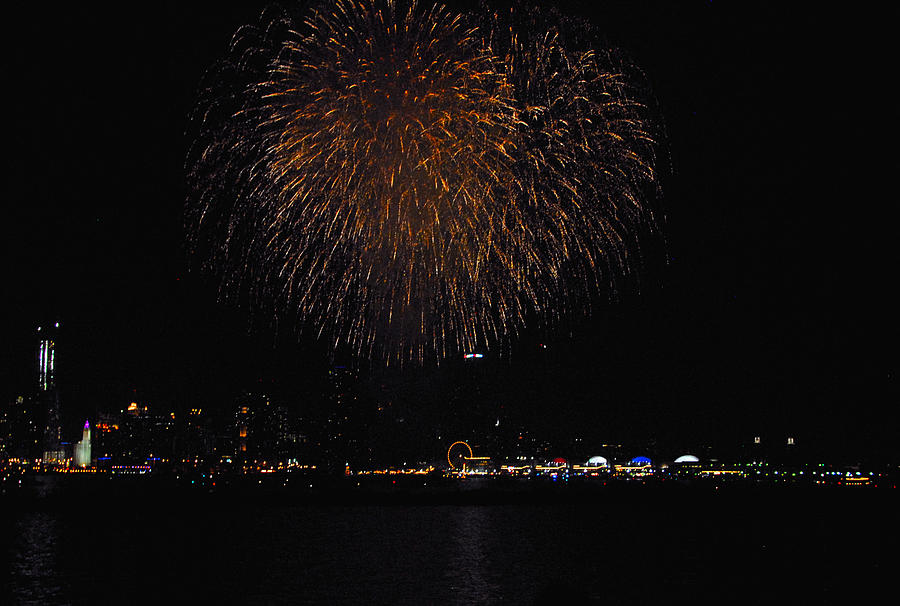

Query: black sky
<box><xmin>2</xmin><ymin>1</ymin><xmax>892</xmax><ymax>460</ymax></box>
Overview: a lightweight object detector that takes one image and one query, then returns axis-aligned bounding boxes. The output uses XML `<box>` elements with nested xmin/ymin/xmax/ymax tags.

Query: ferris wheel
<box><xmin>446</xmin><ymin>441</ymin><xmax>473</xmax><ymax>470</ymax></box>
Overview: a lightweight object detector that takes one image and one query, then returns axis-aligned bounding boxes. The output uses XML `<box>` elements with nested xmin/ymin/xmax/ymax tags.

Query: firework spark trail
<box><xmin>187</xmin><ymin>0</ymin><xmax>659</xmax><ymax>364</ymax></box>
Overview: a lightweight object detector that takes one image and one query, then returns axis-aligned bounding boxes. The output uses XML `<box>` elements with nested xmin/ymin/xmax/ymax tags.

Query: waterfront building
<box><xmin>93</xmin><ymin>400</ymin><xmax>174</xmax><ymax>466</ymax></box>
<box><xmin>74</xmin><ymin>420</ymin><xmax>91</xmax><ymax>467</ymax></box>
<box><xmin>1</xmin><ymin>396</ymin><xmax>42</xmax><ymax>461</ymax></box>
<box><xmin>585</xmin><ymin>455</ymin><xmax>609</xmax><ymax>467</ymax></box>
<box><xmin>235</xmin><ymin>401</ymin><xmax>253</xmax><ymax>457</ymax></box>
<box><xmin>674</xmin><ymin>454</ymin><xmax>700</xmax><ymax>463</ymax></box>
<box><xmin>462</xmin><ymin>456</ymin><xmax>493</xmax><ymax>475</ymax></box>
<box><xmin>572</xmin><ymin>455</ymin><xmax>610</xmax><ymax>476</ymax></box>
<box><xmin>614</xmin><ymin>456</ymin><xmax>655</xmax><ymax>477</ymax></box>
<box><xmin>93</xmin><ymin>412</ymin><xmax>121</xmax><ymax>461</ymax></box>
<box><xmin>232</xmin><ymin>392</ymin><xmax>300</xmax><ymax>469</ymax></box>
<box><xmin>178</xmin><ymin>407</ymin><xmax>215</xmax><ymax>464</ymax></box>
<box><xmin>535</xmin><ymin>457</ymin><xmax>569</xmax><ymax>476</ymax></box>
<box><xmin>323</xmin><ymin>367</ymin><xmax>366</xmax><ymax>471</ymax></box>
<box><xmin>37</xmin><ymin>323</ymin><xmax>64</xmax><ymax>464</ymax></box>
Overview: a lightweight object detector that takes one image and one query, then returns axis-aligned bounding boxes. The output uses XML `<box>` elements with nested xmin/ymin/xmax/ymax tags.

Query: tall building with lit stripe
<box><xmin>37</xmin><ymin>323</ymin><xmax>64</xmax><ymax>464</ymax></box>
<box><xmin>38</xmin><ymin>326</ymin><xmax>56</xmax><ymax>391</ymax></box>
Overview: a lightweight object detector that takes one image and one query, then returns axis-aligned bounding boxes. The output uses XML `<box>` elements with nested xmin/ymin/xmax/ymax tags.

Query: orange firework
<box><xmin>187</xmin><ymin>0</ymin><xmax>659</xmax><ymax>364</ymax></box>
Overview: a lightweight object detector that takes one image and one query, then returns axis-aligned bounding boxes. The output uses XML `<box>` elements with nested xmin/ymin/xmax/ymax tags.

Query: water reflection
<box><xmin>11</xmin><ymin>512</ymin><xmax>68</xmax><ymax>605</ymax></box>
<box><xmin>446</xmin><ymin>506</ymin><xmax>503</xmax><ymax>604</ymax></box>
<box><xmin>2</xmin><ymin>493</ymin><xmax>870</xmax><ymax>605</ymax></box>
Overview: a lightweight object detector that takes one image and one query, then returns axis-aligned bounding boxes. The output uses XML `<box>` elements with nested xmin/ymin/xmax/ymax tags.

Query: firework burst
<box><xmin>187</xmin><ymin>0</ymin><xmax>659</xmax><ymax>363</ymax></box>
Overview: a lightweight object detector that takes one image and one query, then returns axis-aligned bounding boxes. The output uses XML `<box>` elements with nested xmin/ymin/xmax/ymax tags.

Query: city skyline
<box><xmin>2</xmin><ymin>1</ymin><xmax>892</xmax><ymax>461</ymax></box>
<box><xmin>2</xmin><ymin>329</ymin><xmax>880</xmax><ymax>475</ymax></box>
<box><xmin>0</xmin><ymin>322</ymin><xmax>887</xmax><ymax>469</ymax></box>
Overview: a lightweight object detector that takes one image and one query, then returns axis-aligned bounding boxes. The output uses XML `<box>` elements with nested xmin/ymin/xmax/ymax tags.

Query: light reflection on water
<box><xmin>3</xmin><ymin>492</ymin><xmax>888</xmax><ymax>605</ymax></box>
<box><xmin>2</xmin><ymin>503</ymin><xmax>594</xmax><ymax>605</ymax></box>
<box><xmin>447</xmin><ymin>506</ymin><xmax>502</xmax><ymax>604</ymax></box>
<box><xmin>10</xmin><ymin>512</ymin><xmax>68</xmax><ymax>606</ymax></box>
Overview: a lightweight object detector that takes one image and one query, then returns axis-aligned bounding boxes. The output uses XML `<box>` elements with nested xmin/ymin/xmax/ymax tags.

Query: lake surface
<box><xmin>2</xmin><ymin>483</ymin><xmax>892</xmax><ymax>604</ymax></box>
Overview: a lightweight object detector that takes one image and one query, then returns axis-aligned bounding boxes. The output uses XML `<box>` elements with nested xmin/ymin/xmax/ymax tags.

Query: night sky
<box><xmin>2</xmin><ymin>2</ymin><xmax>892</xmax><ymax>461</ymax></box>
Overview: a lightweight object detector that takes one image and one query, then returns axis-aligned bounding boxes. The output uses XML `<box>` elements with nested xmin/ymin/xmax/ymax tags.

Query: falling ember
<box><xmin>186</xmin><ymin>0</ymin><xmax>660</xmax><ymax>364</ymax></box>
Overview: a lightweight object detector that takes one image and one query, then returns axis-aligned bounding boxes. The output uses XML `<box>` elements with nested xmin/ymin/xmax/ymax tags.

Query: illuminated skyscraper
<box><xmin>74</xmin><ymin>420</ymin><xmax>91</xmax><ymax>467</ymax></box>
<box><xmin>235</xmin><ymin>401</ymin><xmax>253</xmax><ymax>458</ymax></box>
<box><xmin>38</xmin><ymin>325</ymin><xmax>57</xmax><ymax>391</ymax></box>
<box><xmin>37</xmin><ymin>323</ymin><xmax>64</xmax><ymax>464</ymax></box>
<box><xmin>324</xmin><ymin>366</ymin><xmax>364</xmax><ymax>471</ymax></box>
<box><xmin>232</xmin><ymin>392</ymin><xmax>295</xmax><ymax>465</ymax></box>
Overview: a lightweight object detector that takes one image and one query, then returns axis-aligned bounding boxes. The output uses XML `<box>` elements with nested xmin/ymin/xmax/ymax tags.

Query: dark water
<box><xmin>2</xmin><ymin>485</ymin><xmax>892</xmax><ymax>605</ymax></box>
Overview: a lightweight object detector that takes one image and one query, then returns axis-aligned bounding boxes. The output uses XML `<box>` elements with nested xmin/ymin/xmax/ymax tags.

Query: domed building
<box><xmin>674</xmin><ymin>454</ymin><xmax>700</xmax><ymax>463</ymax></box>
<box><xmin>572</xmin><ymin>455</ymin><xmax>611</xmax><ymax>476</ymax></box>
<box><xmin>614</xmin><ymin>455</ymin><xmax>654</xmax><ymax>478</ymax></box>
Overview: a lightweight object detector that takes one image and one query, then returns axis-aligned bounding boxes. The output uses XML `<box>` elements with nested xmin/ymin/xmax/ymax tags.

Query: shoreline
<box><xmin>3</xmin><ymin>471</ymin><xmax>894</xmax><ymax>510</ymax></box>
